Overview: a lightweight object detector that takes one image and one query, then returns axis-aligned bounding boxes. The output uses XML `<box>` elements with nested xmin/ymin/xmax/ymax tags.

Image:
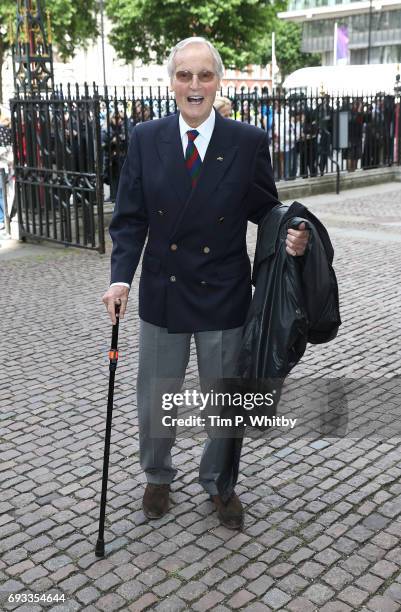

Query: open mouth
<box><xmin>187</xmin><ymin>96</ymin><xmax>204</xmax><ymax>105</ymax></box>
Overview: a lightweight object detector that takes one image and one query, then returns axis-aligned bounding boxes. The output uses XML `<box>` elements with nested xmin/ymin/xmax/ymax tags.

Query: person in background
<box><xmin>259</xmin><ymin>87</ymin><xmax>271</xmax><ymax>137</ymax></box>
<box><xmin>0</xmin><ymin>107</ymin><xmax>12</xmax><ymax>232</ymax></box>
<box><xmin>0</xmin><ymin>169</ymin><xmax>5</xmax><ymax>231</ymax></box>
<box><xmin>283</xmin><ymin>109</ymin><xmax>298</xmax><ymax>180</ymax></box>
<box><xmin>101</xmin><ymin>111</ymin><xmax>127</xmax><ymax>200</ymax></box>
<box><xmin>346</xmin><ymin>98</ymin><xmax>363</xmax><ymax>172</ymax></box>
<box><xmin>214</xmin><ymin>96</ymin><xmax>232</xmax><ymax>118</ymax></box>
<box><xmin>272</xmin><ymin>98</ymin><xmax>282</xmax><ymax>179</ymax></box>
<box><xmin>133</xmin><ymin>100</ymin><xmax>152</xmax><ymax>124</ymax></box>
<box><xmin>299</xmin><ymin>104</ymin><xmax>318</xmax><ymax>178</ymax></box>
<box><xmin>317</xmin><ymin>94</ymin><xmax>333</xmax><ymax>177</ymax></box>
<box><xmin>128</xmin><ymin>100</ymin><xmax>152</xmax><ymax>139</ymax></box>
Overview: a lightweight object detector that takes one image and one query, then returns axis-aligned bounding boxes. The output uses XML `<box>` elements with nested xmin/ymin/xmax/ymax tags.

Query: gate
<box><xmin>10</xmin><ymin>88</ymin><xmax>105</xmax><ymax>253</ymax></box>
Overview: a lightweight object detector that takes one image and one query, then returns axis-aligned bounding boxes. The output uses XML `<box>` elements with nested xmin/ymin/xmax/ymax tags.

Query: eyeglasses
<box><xmin>175</xmin><ymin>70</ymin><xmax>216</xmax><ymax>83</ymax></box>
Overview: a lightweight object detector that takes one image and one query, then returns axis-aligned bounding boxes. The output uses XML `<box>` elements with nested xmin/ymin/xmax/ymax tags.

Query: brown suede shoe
<box><xmin>142</xmin><ymin>484</ymin><xmax>170</xmax><ymax>519</ymax></box>
<box><xmin>211</xmin><ymin>492</ymin><xmax>244</xmax><ymax>530</ymax></box>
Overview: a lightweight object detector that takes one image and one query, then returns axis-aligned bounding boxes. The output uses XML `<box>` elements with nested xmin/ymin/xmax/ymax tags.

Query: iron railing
<box><xmin>9</xmin><ymin>83</ymin><xmax>401</xmax><ymax>219</ymax></box>
<box><xmin>10</xmin><ymin>85</ymin><xmax>105</xmax><ymax>251</ymax></box>
<box><xmin>82</xmin><ymin>84</ymin><xmax>400</xmax><ymax>196</ymax></box>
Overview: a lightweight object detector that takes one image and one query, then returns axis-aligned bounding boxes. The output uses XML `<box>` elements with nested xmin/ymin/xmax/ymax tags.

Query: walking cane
<box><xmin>95</xmin><ymin>302</ymin><xmax>120</xmax><ymax>557</ymax></box>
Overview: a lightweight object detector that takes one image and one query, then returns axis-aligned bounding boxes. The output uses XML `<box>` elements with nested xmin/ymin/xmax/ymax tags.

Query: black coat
<box><xmin>238</xmin><ymin>201</ymin><xmax>341</xmax><ymax>381</ymax></box>
<box><xmin>109</xmin><ymin>111</ymin><xmax>278</xmax><ymax>332</ymax></box>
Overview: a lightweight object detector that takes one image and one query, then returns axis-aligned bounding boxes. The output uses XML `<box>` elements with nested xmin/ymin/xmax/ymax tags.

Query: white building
<box><xmin>278</xmin><ymin>0</ymin><xmax>401</xmax><ymax>65</ymax></box>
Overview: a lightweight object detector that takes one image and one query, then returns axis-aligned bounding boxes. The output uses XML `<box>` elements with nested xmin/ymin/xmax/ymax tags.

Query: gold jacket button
<box><xmin>203</xmin><ymin>246</ymin><xmax>210</xmax><ymax>254</ymax></box>
<box><xmin>170</xmin><ymin>243</ymin><xmax>178</xmax><ymax>251</ymax></box>
<box><xmin>200</xmin><ymin>280</ymin><xmax>207</xmax><ymax>285</ymax></box>
<box><xmin>218</xmin><ymin>216</ymin><xmax>225</xmax><ymax>222</ymax></box>
<box><xmin>158</xmin><ymin>209</ymin><xmax>165</xmax><ymax>216</ymax></box>
<box><xmin>170</xmin><ymin>275</ymin><xmax>176</xmax><ymax>282</ymax></box>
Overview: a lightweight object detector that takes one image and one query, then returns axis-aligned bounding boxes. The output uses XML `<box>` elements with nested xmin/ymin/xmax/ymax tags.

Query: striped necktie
<box><xmin>185</xmin><ymin>129</ymin><xmax>202</xmax><ymax>187</ymax></box>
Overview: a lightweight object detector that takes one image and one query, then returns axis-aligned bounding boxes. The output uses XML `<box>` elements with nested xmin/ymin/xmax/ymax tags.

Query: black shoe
<box><xmin>142</xmin><ymin>484</ymin><xmax>170</xmax><ymax>519</ymax></box>
<box><xmin>211</xmin><ymin>492</ymin><xmax>244</xmax><ymax>530</ymax></box>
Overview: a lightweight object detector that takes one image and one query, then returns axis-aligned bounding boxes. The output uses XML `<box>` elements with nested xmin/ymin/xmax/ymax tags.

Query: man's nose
<box><xmin>189</xmin><ymin>74</ymin><xmax>201</xmax><ymax>88</ymax></box>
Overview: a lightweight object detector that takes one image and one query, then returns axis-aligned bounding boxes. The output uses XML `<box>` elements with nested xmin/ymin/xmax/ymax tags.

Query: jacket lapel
<box><xmin>156</xmin><ymin>114</ymin><xmax>192</xmax><ymax>205</ymax></box>
<box><xmin>195</xmin><ymin>112</ymin><xmax>238</xmax><ymax>202</ymax></box>
<box><xmin>170</xmin><ymin>112</ymin><xmax>239</xmax><ymax>236</ymax></box>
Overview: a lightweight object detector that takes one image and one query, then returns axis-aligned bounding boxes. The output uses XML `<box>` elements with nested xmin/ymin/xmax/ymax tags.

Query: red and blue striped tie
<box><xmin>185</xmin><ymin>130</ymin><xmax>202</xmax><ymax>187</ymax></box>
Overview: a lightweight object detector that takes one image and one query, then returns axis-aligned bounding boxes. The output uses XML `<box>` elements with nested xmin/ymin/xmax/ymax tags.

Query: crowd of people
<box><xmin>213</xmin><ymin>93</ymin><xmax>397</xmax><ymax>181</ymax></box>
<box><xmin>99</xmin><ymin>91</ymin><xmax>398</xmax><ymax>194</ymax></box>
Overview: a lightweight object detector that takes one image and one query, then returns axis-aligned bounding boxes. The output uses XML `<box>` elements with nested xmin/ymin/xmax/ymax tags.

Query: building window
<box><xmin>288</xmin><ymin>0</ymin><xmax>364</xmax><ymax>9</ymax></box>
<box><xmin>301</xmin><ymin>10</ymin><xmax>401</xmax><ymax>58</ymax></box>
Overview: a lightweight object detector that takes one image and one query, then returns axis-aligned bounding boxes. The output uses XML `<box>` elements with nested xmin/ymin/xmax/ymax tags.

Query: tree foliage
<box><xmin>105</xmin><ymin>0</ymin><xmax>320</xmax><ymax>77</ymax></box>
<box><xmin>1</xmin><ymin>0</ymin><xmax>98</xmax><ymax>58</ymax></box>
<box><xmin>262</xmin><ymin>20</ymin><xmax>321</xmax><ymax>79</ymax></box>
<box><xmin>105</xmin><ymin>0</ymin><xmax>287</xmax><ymax>70</ymax></box>
<box><xmin>0</xmin><ymin>0</ymin><xmax>98</xmax><ymax>101</ymax></box>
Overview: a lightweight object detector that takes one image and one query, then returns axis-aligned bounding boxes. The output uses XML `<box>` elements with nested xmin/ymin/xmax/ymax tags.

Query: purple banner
<box><xmin>337</xmin><ymin>24</ymin><xmax>349</xmax><ymax>61</ymax></box>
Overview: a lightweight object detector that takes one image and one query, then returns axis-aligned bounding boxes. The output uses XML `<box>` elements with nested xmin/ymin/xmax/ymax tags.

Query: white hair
<box><xmin>167</xmin><ymin>37</ymin><xmax>225</xmax><ymax>79</ymax></box>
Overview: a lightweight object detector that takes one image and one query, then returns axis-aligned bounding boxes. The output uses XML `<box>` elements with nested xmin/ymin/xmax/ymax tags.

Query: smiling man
<box><xmin>171</xmin><ymin>43</ymin><xmax>218</xmax><ymax>126</ymax></box>
<box><xmin>102</xmin><ymin>37</ymin><xmax>308</xmax><ymax>529</ymax></box>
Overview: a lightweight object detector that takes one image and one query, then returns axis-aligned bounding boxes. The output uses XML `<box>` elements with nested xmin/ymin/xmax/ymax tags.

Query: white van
<box><xmin>282</xmin><ymin>64</ymin><xmax>401</xmax><ymax>94</ymax></box>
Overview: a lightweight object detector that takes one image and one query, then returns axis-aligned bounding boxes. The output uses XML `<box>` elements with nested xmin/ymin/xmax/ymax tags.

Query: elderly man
<box><xmin>102</xmin><ymin>37</ymin><xmax>308</xmax><ymax>529</ymax></box>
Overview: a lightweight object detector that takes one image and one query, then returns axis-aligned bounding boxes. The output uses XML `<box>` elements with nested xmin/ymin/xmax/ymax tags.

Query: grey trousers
<box><xmin>137</xmin><ymin>319</ymin><xmax>244</xmax><ymax>500</ymax></box>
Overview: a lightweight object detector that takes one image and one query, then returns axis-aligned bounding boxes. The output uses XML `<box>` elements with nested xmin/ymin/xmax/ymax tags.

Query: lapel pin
<box><xmin>217</xmin><ymin>156</ymin><xmax>224</xmax><ymax>162</ymax></box>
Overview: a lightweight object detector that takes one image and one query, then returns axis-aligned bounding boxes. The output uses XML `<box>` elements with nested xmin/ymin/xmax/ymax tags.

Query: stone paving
<box><xmin>1</xmin><ymin>182</ymin><xmax>401</xmax><ymax>612</ymax></box>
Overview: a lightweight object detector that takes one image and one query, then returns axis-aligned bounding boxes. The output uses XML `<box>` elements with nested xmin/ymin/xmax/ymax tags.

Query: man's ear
<box><xmin>169</xmin><ymin>79</ymin><xmax>175</xmax><ymax>94</ymax></box>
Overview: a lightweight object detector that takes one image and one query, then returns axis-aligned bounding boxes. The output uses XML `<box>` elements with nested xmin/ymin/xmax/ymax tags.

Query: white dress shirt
<box><xmin>111</xmin><ymin>109</ymin><xmax>216</xmax><ymax>290</ymax></box>
<box><xmin>178</xmin><ymin>108</ymin><xmax>215</xmax><ymax>161</ymax></box>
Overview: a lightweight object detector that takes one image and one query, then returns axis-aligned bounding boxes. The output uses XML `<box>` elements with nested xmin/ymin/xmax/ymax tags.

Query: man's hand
<box><xmin>286</xmin><ymin>222</ymin><xmax>309</xmax><ymax>257</ymax></box>
<box><xmin>102</xmin><ymin>285</ymin><xmax>130</xmax><ymax>325</ymax></box>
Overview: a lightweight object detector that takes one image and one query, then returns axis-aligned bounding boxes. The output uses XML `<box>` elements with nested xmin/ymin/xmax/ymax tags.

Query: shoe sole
<box><xmin>219</xmin><ymin>517</ymin><xmax>244</xmax><ymax>530</ymax></box>
<box><xmin>142</xmin><ymin>504</ymin><xmax>168</xmax><ymax>520</ymax></box>
<box><xmin>142</xmin><ymin>509</ymin><xmax>166</xmax><ymax>519</ymax></box>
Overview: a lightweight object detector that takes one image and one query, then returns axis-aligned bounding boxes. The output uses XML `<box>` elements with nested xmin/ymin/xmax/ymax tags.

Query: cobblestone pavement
<box><xmin>1</xmin><ymin>182</ymin><xmax>401</xmax><ymax>612</ymax></box>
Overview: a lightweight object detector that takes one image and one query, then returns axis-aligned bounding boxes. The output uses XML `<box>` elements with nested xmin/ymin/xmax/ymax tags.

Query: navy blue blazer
<box><xmin>109</xmin><ymin>111</ymin><xmax>278</xmax><ymax>332</ymax></box>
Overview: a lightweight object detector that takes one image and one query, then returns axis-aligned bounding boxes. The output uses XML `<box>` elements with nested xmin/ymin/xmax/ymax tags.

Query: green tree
<box><xmin>262</xmin><ymin>20</ymin><xmax>321</xmax><ymax>80</ymax></box>
<box><xmin>0</xmin><ymin>0</ymin><xmax>98</xmax><ymax>103</ymax></box>
<box><xmin>105</xmin><ymin>0</ymin><xmax>287</xmax><ymax>70</ymax></box>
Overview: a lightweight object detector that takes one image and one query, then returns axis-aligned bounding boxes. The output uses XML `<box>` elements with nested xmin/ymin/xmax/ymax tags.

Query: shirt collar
<box><xmin>179</xmin><ymin>107</ymin><xmax>215</xmax><ymax>140</ymax></box>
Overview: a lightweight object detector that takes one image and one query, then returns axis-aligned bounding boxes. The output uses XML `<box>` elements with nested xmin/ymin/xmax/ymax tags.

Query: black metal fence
<box><xmin>86</xmin><ymin>84</ymin><xmax>401</xmax><ymax>197</ymax></box>
<box><xmin>7</xmin><ymin>83</ymin><xmax>401</xmax><ymax>248</ymax></box>
<box><xmin>10</xmin><ymin>85</ymin><xmax>105</xmax><ymax>252</ymax></box>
